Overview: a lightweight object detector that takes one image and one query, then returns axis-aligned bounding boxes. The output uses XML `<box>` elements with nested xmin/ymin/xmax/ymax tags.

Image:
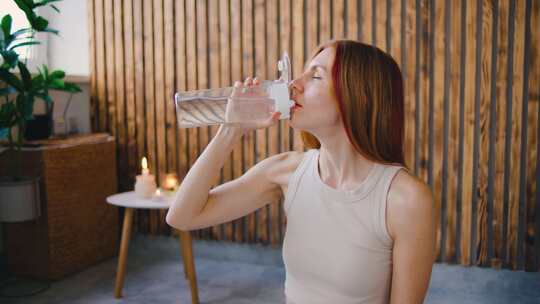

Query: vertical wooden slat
<box><xmin>133</xmin><ymin>0</ymin><xmax>146</xmax><ymax>233</ymax></box>
<box><xmin>529</xmin><ymin>0</ymin><xmax>540</xmax><ymax>272</ymax></box>
<box><xmin>446</xmin><ymin>0</ymin><xmax>462</xmax><ymax>262</ymax></box>
<box><xmin>438</xmin><ymin>0</ymin><xmax>447</xmax><ymax>261</ymax></box>
<box><xmin>88</xmin><ymin>0</ymin><xmax>98</xmax><ymax>132</ymax></box>
<box><xmin>475</xmin><ymin>0</ymin><xmax>492</xmax><ymax>267</ymax></box>
<box><xmin>371</xmin><ymin>0</ymin><xmax>377</xmax><ymax>45</ymax></box>
<box><xmin>230</xmin><ymin>0</ymin><xmax>244</xmax><ymax>242</ymax></box>
<box><xmin>124</xmin><ymin>0</ymin><xmax>137</xmax><ymax>196</ymax></box>
<box><xmin>154</xmin><ymin>0</ymin><xmax>167</xmax><ymax>234</ymax></box>
<box><xmin>486</xmin><ymin>0</ymin><xmax>500</xmax><ymax>266</ymax></box>
<box><xmin>113</xmin><ymin>1</ymin><xmax>126</xmax><ymax>195</ymax></box>
<box><xmin>319</xmin><ymin>0</ymin><xmax>331</xmax><ymax>43</ymax></box>
<box><xmin>254</xmin><ymin>0</ymin><xmax>268</xmax><ymax>244</ymax></box>
<box><xmin>164</xmin><ymin>0</ymin><xmax>176</xmax><ymax>179</ymax></box>
<box><xmin>346</xmin><ymin>0</ymin><xmax>358</xmax><ymax>40</ymax></box>
<box><xmin>413</xmin><ymin>0</ymin><xmax>421</xmax><ymax>175</ymax></box>
<box><xmin>104</xmin><ymin>0</ymin><xmax>116</xmax><ymax>137</ymax></box>
<box><xmin>278</xmin><ymin>0</ymin><xmax>292</xmax><ymax>243</ymax></box>
<box><xmin>266</xmin><ymin>0</ymin><xmax>280</xmax><ymax>246</ymax></box>
<box><xmin>332</xmin><ymin>0</ymin><xmax>345</xmax><ymax>39</ymax></box>
<box><xmin>502</xmin><ymin>0</ymin><xmax>516</xmax><ymax>267</ymax></box>
<box><xmin>219</xmin><ymin>0</ymin><xmax>234</xmax><ymax>242</ymax></box>
<box><xmin>207</xmin><ymin>0</ymin><xmax>222</xmax><ymax>241</ymax></box>
<box><xmin>163</xmin><ymin>0</ymin><xmax>176</xmax><ymax>235</ymax></box>
<box><xmin>94</xmin><ymin>0</ymin><xmax>108</xmax><ymax>132</ymax></box>
<box><xmin>175</xmin><ymin>0</ymin><xmax>188</xmax><ymax>181</ymax></box>
<box><xmin>455</xmin><ymin>0</ymin><xmax>467</xmax><ymax>263</ymax></box>
<box><xmin>374</xmin><ymin>0</ymin><xmax>386</xmax><ymax>50</ymax></box>
<box><xmin>493</xmin><ymin>0</ymin><xmax>509</xmax><ymax>268</ymax></box>
<box><xmin>418</xmin><ymin>0</ymin><xmax>429</xmax><ymax>186</ymax></box>
<box><xmin>428</xmin><ymin>0</ymin><xmax>443</xmax><ymax>261</ymax></box>
<box><xmin>305</xmin><ymin>0</ymin><xmax>318</xmax><ymax>54</ymax></box>
<box><xmin>517</xmin><ymin>0</ymin><xmax>532</xmax><ymax>270</ymax></box>
<box><xmin>508</xmin><ymin>0</ymin><xmax>526</xmax><ymax>270</ymax></box>
<box><xmin>185</xmin><ymin>0</ymin><xmax>198</xmax><ymax>175</ymax></box>
<box><xmin>143</xmin><ymin>0</ymin><xmax>157</xmax><ymax>234</ymax></box>
<box><xmin>460</xmin><ymin>0</ymin><xmax>477</xmax><ymax>266</ymax></box>
<box><xmin>196</xmin><ymin>0</ymin><xmax>211</xmax><ymax>240</ymax></box>
<box><xmin>404</xmin><ymin>0</ymin><xmax>417</xmax><ymax>173</ymax></box>
<box><xmin>389</xmin><ymin>0</ymin><xmax>401</xmax><ymax>64</ymax></box>
<box><xmin>242</xmin><ymin>0</ymin><xmax>256</xmax><ymax>243</ymax></box>
<box><xmin>292</xmin><ymin>0</ymin><xmax>304</xmax><ymax>153</ymax></box>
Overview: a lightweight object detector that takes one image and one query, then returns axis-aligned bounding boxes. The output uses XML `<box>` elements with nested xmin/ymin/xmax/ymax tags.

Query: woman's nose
<box><xmin>289</xmin><ymin>78</ymin><xmax>304</xmax><ymax>98</ymax></box>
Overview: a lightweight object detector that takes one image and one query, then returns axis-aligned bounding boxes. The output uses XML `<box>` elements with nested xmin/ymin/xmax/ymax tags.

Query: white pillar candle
<box><xmin>134</xmin><ymin>157</ymin><xmax>156</xmax><ymax>198</ymax></box>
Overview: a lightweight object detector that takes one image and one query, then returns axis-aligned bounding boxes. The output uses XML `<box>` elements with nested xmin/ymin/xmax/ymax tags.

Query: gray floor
<box><xmin>1</xmin><ymin>234</ymin><xmax>539</xmax><ymax>304</ymax></box>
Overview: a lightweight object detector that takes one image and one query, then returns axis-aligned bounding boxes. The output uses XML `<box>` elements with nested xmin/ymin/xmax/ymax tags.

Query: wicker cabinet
<box><xmin>0</xmin><ymin>133</ymin><xmax>119</xmax><ymax>280</ymax></box>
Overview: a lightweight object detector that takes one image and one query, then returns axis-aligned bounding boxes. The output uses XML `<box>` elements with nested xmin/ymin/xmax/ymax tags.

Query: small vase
<box><xmin>24</xmin><ymin>114</ymin><xmax>53</xmax><ymax>141</ymax></box>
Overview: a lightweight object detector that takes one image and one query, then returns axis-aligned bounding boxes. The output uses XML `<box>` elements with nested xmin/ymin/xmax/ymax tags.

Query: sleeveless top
<box><xmin>282</xmin><ymin>149</ymin><xmax>406</xmax><ymax>304</ymax></box>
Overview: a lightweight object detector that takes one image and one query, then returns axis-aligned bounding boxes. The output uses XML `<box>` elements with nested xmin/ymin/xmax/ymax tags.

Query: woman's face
<box><xmin>289</xmin><ymin>47</ymin><xmax>342</xmax><ymax>132</ymax></box>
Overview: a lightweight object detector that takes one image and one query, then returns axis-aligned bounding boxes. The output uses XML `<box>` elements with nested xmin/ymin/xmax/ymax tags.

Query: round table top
<box><xmin>106</xmin><ymin>191</ymin><xmax>173</xmax><ymax>209</ymax></box>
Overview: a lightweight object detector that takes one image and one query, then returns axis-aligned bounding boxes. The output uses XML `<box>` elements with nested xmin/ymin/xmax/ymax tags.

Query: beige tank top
<box><xmin>282</xmin><ymin>149</ymin><xmax>406</xmax><ymax>304</ymax></box>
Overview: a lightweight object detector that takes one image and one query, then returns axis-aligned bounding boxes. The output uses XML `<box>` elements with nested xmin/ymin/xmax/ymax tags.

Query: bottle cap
<box><xmin>273</xmin><ymin>52</ymin><xmax>294</xmax><ymax>119</ymax></box>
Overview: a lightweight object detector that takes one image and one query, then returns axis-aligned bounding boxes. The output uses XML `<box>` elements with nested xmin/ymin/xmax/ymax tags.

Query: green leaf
<box><xmin>31</xmin><ymin>73</ymin><xmax>44</xmax><ymax>89</ymax></box>
<box><xmin>62</xmin><ymin>82</ymin><xmax>82</xmax><ymax>93</ymax></box>
<box><xmin>1</xmin><ymin>50</ymin><xmax>19</xmax><ymax>69</ymax></box>
<box><xmin>0</xmin><ymin>69</ymin><xmax>23</xmax><ymax>91</ymax></box>
<box><xmin>11</xmin><ymin>28</ymin><xmax>34</xmax><ymax>38</ymax></box>
<box><xmin>40</xmin><ymin>27</ymin><xmax>58</xmax><ymax>35</ymax></box>
<box><xmin>50</xmin><ymin>70</ymin><xmax>65</xmax><ymax>79</ymax></box>
<box><xmin>17</xmin><ymin>61</ymin><xmax>32</xmax><ymax>89</ymax></box>
<box><xmin>1</xmin><ymin>15</ymin><xmax>12</xmax><ymax>38</ymax></box>
<box><xmin>21</xmin><ymin>94</ymin><xmax>34</xmax><ymax>119</ymax></box>
<box><xmin>8</xmin><ymin>40</ymin><xmax>40</xmax><ymax>51</ymax></box>
<box><xmin>49</xmin><ymin>78</ymin><xmax>65</xmax><ymax>89</ymax></box>
<box><xmin>50</xmin><ymin>4</ymin><xmax>60</xmax><ymax>13</ymax></box>
<box><xmin>33</xmin><ymin>16</ymin><xmax>48</xmax><ymax>31</ymax></box>
<box><xmin>0</xmin><ymin>102</ymin><xmax>18</xmax><ymax>128</ymax></box>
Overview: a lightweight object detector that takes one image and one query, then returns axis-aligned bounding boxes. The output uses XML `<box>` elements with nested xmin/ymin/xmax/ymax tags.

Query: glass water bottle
<box><xmin>175</xmin><ymin>53</ymin><xmax>294</xmax><ymax>128</ymax></box>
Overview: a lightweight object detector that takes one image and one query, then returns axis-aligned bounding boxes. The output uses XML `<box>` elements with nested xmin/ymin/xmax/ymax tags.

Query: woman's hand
<box><xmin>220</xmin><ymin>77</ymin><xmax>281</xmax><ymax>137</ymax></box>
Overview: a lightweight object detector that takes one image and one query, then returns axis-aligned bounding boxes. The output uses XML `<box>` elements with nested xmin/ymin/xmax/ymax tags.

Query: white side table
<box><xmin>106</xmin><ymin>191</ymin><xmax>199</xmax><ymax>304</ymax></box>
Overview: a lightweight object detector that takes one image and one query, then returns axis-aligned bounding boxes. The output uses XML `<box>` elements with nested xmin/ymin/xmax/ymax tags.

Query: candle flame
<box><xmin>141</xmin><ymin>157</ymin><xmax>148</xmax><ymax>170</ymax></box>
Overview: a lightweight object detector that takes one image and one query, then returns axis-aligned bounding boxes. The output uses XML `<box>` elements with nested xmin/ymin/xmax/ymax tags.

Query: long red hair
<box><xmin>301</xmin><ymin>40</ymin><xmax>406</xmax><ymax>167</ymax></box>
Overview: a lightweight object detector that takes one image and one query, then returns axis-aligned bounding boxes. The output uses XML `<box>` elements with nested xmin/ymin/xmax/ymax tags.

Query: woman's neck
<box><xmin>316</xmin><ymin>128</ymin><xmax>375</xmax><ymax>191</ymax></box>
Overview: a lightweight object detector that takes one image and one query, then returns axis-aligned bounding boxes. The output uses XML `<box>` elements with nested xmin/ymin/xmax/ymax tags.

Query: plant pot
<box><xmin>24</xmin><ymin>114</ymin><xmax>53</xmax><ymax>141</ymax></box>
<box><xmin>0</xmin><ymin>177</ymin><xmax>41</xmax><ymax>222</ymax></box>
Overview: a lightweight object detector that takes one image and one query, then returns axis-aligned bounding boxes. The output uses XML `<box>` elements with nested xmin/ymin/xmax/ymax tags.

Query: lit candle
<box><xmin>134</xmin><ymin>156</ymin><xmax>157</xmax><ymax>198</ymax></box>
<box><xmin>161</xmin><ymin>173</ymin><xmax>179</xmax><ymax>192</ymax></box>
<box><xmin>141</xmin><ymin>157</ymin><xmax>150</xmax><ymax>175</ymax></box>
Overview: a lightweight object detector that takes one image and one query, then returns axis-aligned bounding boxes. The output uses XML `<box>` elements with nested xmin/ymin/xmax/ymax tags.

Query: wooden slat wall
<box><xmin>88</xmin><ymin>0</ymin><xmax>540</xmax><ymax>271</ymax></box>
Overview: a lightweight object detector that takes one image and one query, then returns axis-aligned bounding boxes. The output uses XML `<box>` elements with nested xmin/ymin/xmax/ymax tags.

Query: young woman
<box><xmin>166</xmin><ymin>40</ymin><xmax>436</xmax><ymax>304</ymax></box>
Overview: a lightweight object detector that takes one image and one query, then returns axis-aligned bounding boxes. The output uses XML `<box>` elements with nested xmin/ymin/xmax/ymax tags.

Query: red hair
<box><xmin>301</xmin><ymin>40</ymin><xmax>406</xmax><ymax>167</ymax></box>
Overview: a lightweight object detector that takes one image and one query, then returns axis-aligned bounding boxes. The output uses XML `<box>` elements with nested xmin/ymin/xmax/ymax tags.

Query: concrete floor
<box><xmin>1</xmin><ymin>234</ymin><xmax>539</xmax><ymax>304</ymax></box>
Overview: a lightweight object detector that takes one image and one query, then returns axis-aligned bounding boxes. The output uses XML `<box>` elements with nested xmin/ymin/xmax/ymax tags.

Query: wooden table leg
<box><xmin>114</xmin><ymin>208</ymin><xmax>134</xmax><ymax>298</ymax></box>
<box><xmin>179</xmin><ymin>230</ymin><xmax>199</xmax><ymax>304</ymax></box>
<box><xmin>179</xmin><ymin>233</ymin><xmax>189</xmax><ymax>279</ymax></box>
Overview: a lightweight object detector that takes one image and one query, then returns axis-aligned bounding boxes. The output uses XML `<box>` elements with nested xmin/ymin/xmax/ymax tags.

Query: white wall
<box><xmin>47</xmin><ymin>0</ymin><xmax>90</xmax><ymax>76</ymax></box>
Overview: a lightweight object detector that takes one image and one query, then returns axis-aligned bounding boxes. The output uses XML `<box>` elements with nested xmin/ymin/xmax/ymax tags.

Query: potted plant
<box><xmin>0</xmin><ymin>0</ymin><xmax>81</xmax><ymax>222</ymax></box>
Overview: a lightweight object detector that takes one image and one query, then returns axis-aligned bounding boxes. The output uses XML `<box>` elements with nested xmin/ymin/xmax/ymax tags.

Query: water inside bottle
<box><xmin>175</xmin><ymin>53</ymin><xmax>292</xmax><ymax>128</ymax></box>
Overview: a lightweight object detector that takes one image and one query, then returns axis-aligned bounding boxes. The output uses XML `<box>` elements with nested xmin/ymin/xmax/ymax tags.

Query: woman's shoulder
<box><xmin>386</xmin><ymin>169</ymin><xmax>435</xmax><ymax>239</ymax></box>
<box><xmin>261</xmin><ymin>149</ymin><xmax>315</xmax><ymax>187</ymax></box>
<box><xmin>388</xmin><ymin>169</ymin><xmax>433</xmax><ymax>208</ymax></box>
